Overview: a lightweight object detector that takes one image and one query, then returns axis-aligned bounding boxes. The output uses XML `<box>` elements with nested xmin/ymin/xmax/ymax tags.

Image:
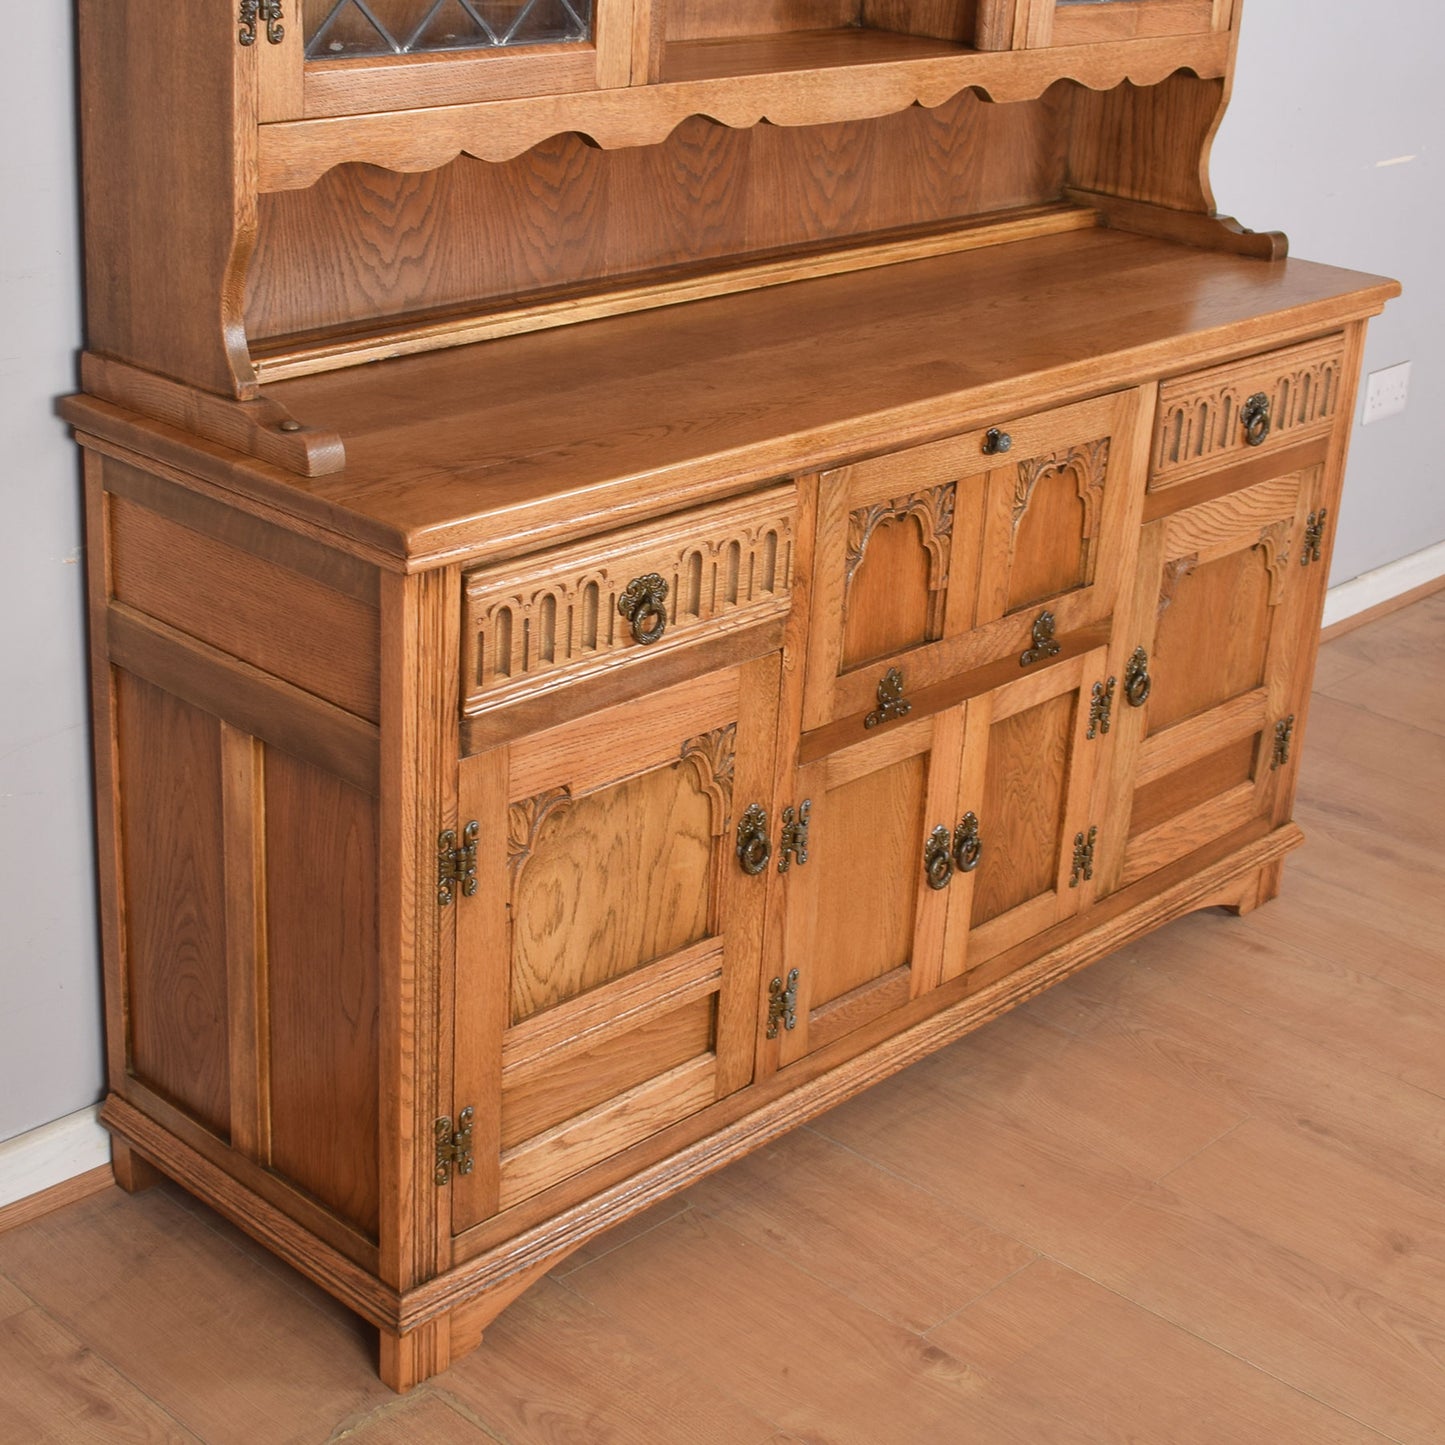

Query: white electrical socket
<box><xmin>1362</xmin><ymin>361</ymin><xmax>1411</xmax><ymax>424</ymax></box>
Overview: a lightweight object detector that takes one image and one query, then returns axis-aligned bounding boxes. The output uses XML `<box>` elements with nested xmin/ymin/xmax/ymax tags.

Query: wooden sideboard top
<box><xmin>63</xmin><ymin>229</ymin><xmax>1396</xmax><ymax>571</ymax></box>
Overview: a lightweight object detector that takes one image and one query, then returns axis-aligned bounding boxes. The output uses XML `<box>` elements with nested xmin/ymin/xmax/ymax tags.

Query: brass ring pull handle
<box><xmin>953</xmin><ymin>812</ymin><xmax>982</xmax><ymax>874</ymax></box>
<box><xmin>618</xmin><ymin>573</ymin><xmax>669</xmax><ymax>646</ymax></box>
<box><xmin>735</xmin><ymin>804</ymin><xmax>771</xmax><ymax>876</ymax></box>
<box><xmin>1123</xmin><ymin>645</ymin><xmax>1152</xmax><ymax>708</ymax></box>
<box><xmin>982</xmin><ymin>427</ymin><xmax>1013</xmax><ymax>456</ymax></box>
<box><xmin>1241</xmin><ymin>392</ymin><xmax>1271</xmax><ymax>447</ymax></box>
<box><xmin>924</xmin><ymin>826</ymin><xmax>955</xmax><ymax>890</ymax></box>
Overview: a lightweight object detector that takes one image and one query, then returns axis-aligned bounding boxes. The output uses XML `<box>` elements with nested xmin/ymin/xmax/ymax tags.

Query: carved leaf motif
<box><xmin>679</xmin><ymin>724</ymin><xmax>737</xmax><ymax>833</ymax></box>
<box><xmin>844</xmin><ymin>483</ymin><xmax>956</xmax><ymax>594</ymax></box>
<box><xmin>1255</xmin><ymin>520</ymin><xmax>1293</xmax><ymax>606</ymax></box>
<box><xmin>508</xmin><ymin>786</ymin><xmax>574</xmax><ymax>876</ymax></box>
<box><xmin>1012</xmin><ymin>436</ymin><xmax>1110</xmax><ymax>535</ymax></box>
<box><xmin>1157</xmin><ymin>553</ymin><xmax>1199</xmax><ymax>617</ymax></box>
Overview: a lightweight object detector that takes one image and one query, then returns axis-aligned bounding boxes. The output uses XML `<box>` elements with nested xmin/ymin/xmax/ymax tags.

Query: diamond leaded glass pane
<box><xmin>305</xmin><ymin>0</ymin><xmax>592</xmax><ymax>60</ymax></box>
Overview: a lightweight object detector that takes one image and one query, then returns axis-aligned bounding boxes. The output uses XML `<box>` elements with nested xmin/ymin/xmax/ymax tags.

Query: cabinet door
<box><xmin>943</xmin><ymin>644</ymin><xmax>1112</xmax><ymax>982</ymax></box>
<box><xmin>447</xmin><ymin>656</ymin><xmax>777</xmax><ymax>1239</ymax></box>
<box><xmin>804</xmin><ymin>390</ymin><xmax>1143</xmax><ymax>731</ymax></box>
<box><xmin>1106</xmin><ymin>463</ymin><xmax>1323</xmax><ymax>890</ymax></box>
<box><xmin>771</xmin><ymin>706</ymin><xmax>971</xmax><ymax>1068</ymax></box>
<box><xmin>259</xmin><ymin>0</ymin><xmax>634</xmax><ymax>123</ymax></box>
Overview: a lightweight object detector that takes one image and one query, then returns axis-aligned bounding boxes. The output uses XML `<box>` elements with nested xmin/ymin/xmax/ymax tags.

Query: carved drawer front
<box><xmin>803</xmin><ymin>388</ymin><xmax>1145</xmax><ymax>734</ymax></box>
<box><xmin>462</xmin><ymin>486</ymin><xmax>794</xmax><ymax>722</ymax></box>
<box><xmin>448</xmin><ymin>658</ymin><xmax>779</xmax><ymax>1246</ymax></box>
<box><xmin>1108</xmin><ymin>463</ymin><xmax>1324</xmax><ymax>891</ymax></box>
<box><xmin>1151</xmin><ymin>335</ymin><xmax>1346</xmax><ymax>490</ymax></box>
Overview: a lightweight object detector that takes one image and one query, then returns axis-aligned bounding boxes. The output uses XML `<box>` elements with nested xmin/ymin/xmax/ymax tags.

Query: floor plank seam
<box><xmin>426</xmin><ymin>1385</ymin><xmax>513</xmax><ymax>1443</ymax></box>
<box><xmin>1152</xmin><ymin>1114</ymin><xmax>1254</xmax><ymax>1186</ymax></box>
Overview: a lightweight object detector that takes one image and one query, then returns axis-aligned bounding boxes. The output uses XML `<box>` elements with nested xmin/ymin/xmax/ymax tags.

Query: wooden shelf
<box><xmin>258</xmin><ymin>30</ymin><xmax>1231</xmax><ymax>189</ymax></box>
<box><xmin>660</xmin><ymin>27</ymin><xmax>969</xmax><ymax>84</ymax></box>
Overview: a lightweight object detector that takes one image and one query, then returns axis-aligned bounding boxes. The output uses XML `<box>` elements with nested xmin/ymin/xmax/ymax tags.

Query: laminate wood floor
<box><xmin>3</xmin><ymin>594</ymin><xmax>1442</xmax><ymax>1444</ymax></box>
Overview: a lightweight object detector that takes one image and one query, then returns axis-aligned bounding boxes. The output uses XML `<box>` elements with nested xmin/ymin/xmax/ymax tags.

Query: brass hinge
<box><xmin>437</xmin><ymin>821</ymin><xmax>479</xmax><ymax>906</ymax></box>
<box><xmin>1301</xmin><ymin>509</ymin><xmax>1329</xmax><ymax>566</ymax></box>
<box><xmin>767</xmin><ymin>969</ymin><xmax>800</xmax><ymax>1039</ymax></box>
<box><xmin>434</xmin><ymin>1107</ymin><xmax>474</xmax><ymax>1187</ymax></box>
<box><xmin>1070</xmin><ymin>826</ymin><xmax>1097</xmax><ymax>888</ymax></box>
<box><xmin>865</xmin><ymin>667</ymin><xmax>912</xmax><ymax>730</ymax></box>
<box><xmin>778</xmin><ymin>801</ymin><xmax>812</xmax><ymax>873</ymax></box>
<box><xmin>1021</xmin><ymin>609</ymin><xmax>1062</xmax><ymax>668</ymax></box>
<box><xmin>1271</xmin><ymin>715</ymin><xmax>1296</xmax><ymax>770</ymax></box>
<box><xmin>239</xmin><ymin>0</ymin><xmax>284</xmax><ymax>45</ymax></box>
<box><xmin>1087</xmin><ymin>677</ymin><xmax>1116</xmax><ymax>739</ymax></box>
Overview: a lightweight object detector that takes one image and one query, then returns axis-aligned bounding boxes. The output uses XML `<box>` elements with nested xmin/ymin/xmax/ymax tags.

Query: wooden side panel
<box><xmin>841</xmin><ymin>513</ymin><xmax>943</xmax><ymax>671</ymax></box>
<box><xmin>109</xmin><ymin>496</ymin><xmax>381</xmax><ymax>722</ymax></box>
<box><xmin>1066</xmin><ymin>73</ymin><xmax>1223</xmax><ymax>212</ymax></box>
<box><xmin>78</xmin><ymin>0</ymin><xmax>255</xmax><ymax>396</ymax></box>
<box><xmin>114</xmin><ymin>673</ymin><xmax>231</xmax><ymax>1139</ymax></box>
<box><xmin>246</xmin><ymin>91</ymin><xmax>1070</xmax><ymax>343</ymax></box>
<box><xmin>264</xmin><ymin>749</ymin><xmax>381</xmax><ymax>1238</ymax></box>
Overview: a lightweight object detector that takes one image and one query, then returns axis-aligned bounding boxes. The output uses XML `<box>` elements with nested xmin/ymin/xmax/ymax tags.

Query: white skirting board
<box><xmin>2</xmin><ymin>545</ymin><xmax>1443</xmax><ymax>1218</ymax></box>
<box><xmin>1322</xmin><ymin>540</ymin><xmax>1445</xmax><ymax>630</ymax></box>
<box><xmin>0</xmin><ymin>1105</ymin><xmax>110</xmax><ymax>1211</ymax></box>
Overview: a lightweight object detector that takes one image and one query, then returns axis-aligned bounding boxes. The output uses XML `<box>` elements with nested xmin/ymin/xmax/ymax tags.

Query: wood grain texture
<box><xmin>265</xmin><ymin>750</ymin><xmax>382</xmax><ymax>1238</ymax></box>
<box><xmin>114</xmin><ymin>673</ymin><xmax>232</xmax><ymax>1140</ymax></box>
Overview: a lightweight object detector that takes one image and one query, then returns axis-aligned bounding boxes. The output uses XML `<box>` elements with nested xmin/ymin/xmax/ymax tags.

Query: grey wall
<box><xmin>1213</xmin><ymin>0</ymin><xmax>1444</xmax><ymax>584</ymax></box>
<box><xmin>0</xmin><ymin>2</ymin><xmax>102</xmax><ymax>1143</ymax></box>
<box><xmin>0</xmin><ymin>3</ymin><xmax>1438</xmax><ymax>1145</ymax></box>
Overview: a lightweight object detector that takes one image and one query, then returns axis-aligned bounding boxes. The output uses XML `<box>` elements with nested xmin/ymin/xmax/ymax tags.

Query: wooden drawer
<box><xmin>1150</xmin><ymin>335</ymin><xmax>1347</xmax><ymax>490</ymax></box>
<box><xmin>461</xmin><ymin>486</ymin><xmax>795</xmax><ymax>723</ymax></box>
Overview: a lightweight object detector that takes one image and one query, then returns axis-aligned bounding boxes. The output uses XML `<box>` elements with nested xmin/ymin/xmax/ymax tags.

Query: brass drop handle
<box><xmin>1241</xmin><ymin>392</ymin><xmax>1271</xmax><ymax>447</ymax></box>
<box><xmin>982</xmin><ymin>427</ymin><xmax>1013</xmax><ymax>456</ymax></box>
<box><xmin>924</xmin><ymin>826</ymin><xmax>955</xmax><ymax>890</ymax></box>
<box><xmin>1123</xmin><ymin>645</ymin><xmax>1152</xmax><ymax>708</ymax></box>
<box><xmin>618</xmin><ymin>573</ymin><xmax>669</xmax><ymax>646</ymax></box>
<box><xmin>953</xmin><ymin>812</ymin><xmax>982</xmax><ymax>873</ymax></box>
<box><xmin>735</xmin><ymin>804</ymin><xmax>771</xmax><ymax>876</ymax></box>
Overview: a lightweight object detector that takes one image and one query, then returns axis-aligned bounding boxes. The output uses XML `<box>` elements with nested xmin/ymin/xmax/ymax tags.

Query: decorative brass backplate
<box><xmin>1087</xmin><ymin>677</ymin><xmax>1116</xmax><ymax>739</ymax></box>
<box><xmin>1302</xmin><ymin>508</ymin><xmax>1329</xmax><ymax>566</ymax></box>
<box><xmin>434</xmin><ymin>1106</ymin><xmax>475</xmax><ymax>1187</ymax></box>
<box><xmin>736</xmin><ymin>803</ymin><xmax>771</xmax><ymax>876</ymax></box>
<box><xmin>1241</xmin><ymin>392</ymin><xmax>1272</xmax><ymax>447</ymax></box>
<box><xmin>617</xmin><ymin>572</ymin><xmax>670</xmax><ymax>646</ymax></box>
<box><xmin>1271</xmin><ymin>715</ymin><xmax>1296</xmax><ymax>770</ymax></box>
<box><xmin>1123</xmin><ymin>646</ymin><xmax>1151</xmax><ymax>708</ymax></box>
<box><xmin>767</xmin><ymin>969</ymin><xmax>800</xmax><ymax>1038</ymax></box>
<box><xmin>778</xmin><ymin>800</ymin><xmax>812</xmax><ymax>873</ymax></box>
<box><xmin>239</xmin><ymin>0</ymin><xmax>285</xmax><ymax>45</ymax></box>
<box><xmin>865</xmin><ymin>667</ymin><xmax>912</xmax><ymax>729</ymax></box>
<box><xmin>953</xmin><ymin>812</ymin><xmax>982</xmax><ymax>873</ymax></box>
<box><xmin>437</xmin><ymin>821</ymin><xmax>480</xmax><ymax>905</ymax></box>
<box><xmin>1070</xmin><ymin>826</ymin><xmax>1097</xmax><ymax>888</ymax></box>
<box><xmin>1020</xmin><ymin>610</ymin><xmax>1061</xmax><ymax>668</ymax></box>
<box><xmin>924</xmin><ymin>825</ymin><xmax>954</xmax><ymax>890</ymax></box>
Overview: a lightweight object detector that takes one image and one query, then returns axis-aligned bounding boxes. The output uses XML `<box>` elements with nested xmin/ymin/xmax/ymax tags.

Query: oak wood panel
<box><xmin>665</xmin><ymin>0</ymin><xmax>859</xmax><ymax>41</ymax></box>
<box><xmin>1129</xmin><ymin>733</ymin><xmax>1258</xmax><ymax>839</ymax></box>
<box><xmin>864</xmin><ymin>0</ymin><xmax>980</xmax><ymax>41</ymax></box>
<box><xmin>248</xmin><ymin>91</ymin><xmax>1069</xmax><ymax>346</ymax></box>
<box><xmin>114</xmin><ymin>673</ymin><xmax>232</xmax><ymax>1140</ymax></box>
<box><xmin>264</xmin><ymin>749</ymin><xmax>382</xmax><ymax>1238</ymax></box>
<box><xmin>1051</xmin><ymin>0</ymin><xmax>1215</xmax><ymax>44</ymax></box>
<box><xmin>840</xmin><ymin>511</ymin><xmax>939</xmax><ymax>670</ymax></box>
<box><xmin>500</xmin><ymin>995</ymin><xmax>716</xmax><ymax>1149</ymax></box>
<box><xmin>107</xmin><ymin>605</ymin><xmax>381</xmax><ymax>796</ymax></box>
<box><xmin>109</xmin><ymin>495</ymin><xmax>380</xmax><ymax>722</ymax></box>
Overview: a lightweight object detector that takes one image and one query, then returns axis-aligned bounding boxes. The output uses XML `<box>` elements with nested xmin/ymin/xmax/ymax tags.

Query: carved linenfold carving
<box><xmin>1011</xmin><ymin>437</ymin><xmax>1110</xmax><ymax>538</ymax></box>
<box><xmin>1255</xmin><ymin>520</ymin><xmax>1293</xmax><ymax>605</ymax></box>
<box><xmin>507</xmin><ymin>786</ymin><xmax>574</xmax><ymax>876</ymax></box>
<box><xmin>845</xmin><ymin>483</ymin><xmax>956</xmax><ymax>596</ymax></box>
<box><xmin>464</xmin><ymin>496</ymin><xmax>793</xmax><ymax>709</ymax></box>
<box><xmin>1153</xmin><ymin>338</ymin><xmax>1346</xmax><ymax>480</ymax></box>
<box><xmin>679</xmin><ymin>724</ymin><xmax>738</xmax><ymax>833</ymax></box>
<box><xmin>1158</xmin><ymin>553</ymin><xmax>1199</xmax><ymax>617</ymax></box>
